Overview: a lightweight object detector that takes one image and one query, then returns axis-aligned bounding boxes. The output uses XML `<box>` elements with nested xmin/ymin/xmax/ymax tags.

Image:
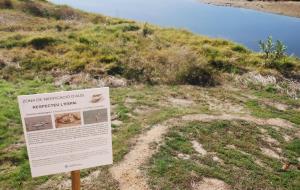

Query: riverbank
<box><xmin>199</xmin><ymin>0</ymin><xmax>300</xmax><ymax>18</ymax></box>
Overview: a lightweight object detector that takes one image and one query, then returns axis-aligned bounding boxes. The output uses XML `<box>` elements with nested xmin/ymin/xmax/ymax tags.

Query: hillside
<box><xmin>0</xmin><ymin>0</ymin><xmax>299</xmax><ymax>190</ymax></box>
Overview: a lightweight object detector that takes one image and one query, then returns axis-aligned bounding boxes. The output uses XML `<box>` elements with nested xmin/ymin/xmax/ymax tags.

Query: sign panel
<box><xmin>18</xmin><ymin>88</ymin><xmax>113</xmax><ymax>177</ymax></box>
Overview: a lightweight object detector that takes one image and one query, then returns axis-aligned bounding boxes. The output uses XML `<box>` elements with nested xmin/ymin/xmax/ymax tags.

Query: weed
<box><xmin>29</xmin><ymin>37</ymin><xmax>57</xmax><ymax>50</ymax></box>
<box><xmin>0</xmin><ymin>0</ymin><xmax>13</xmax><ymax>9</ymax></box>
<box><xmin>142</xmin><ymin>23</ymin><xmax>154</xmax><ymax>37</ymax></box>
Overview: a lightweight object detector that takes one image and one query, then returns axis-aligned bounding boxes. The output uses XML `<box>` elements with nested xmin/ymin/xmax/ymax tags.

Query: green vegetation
<box><xmin>258</xmin><ymin>36</ymin><xmax>295</xmax><ymax>74</ymax></box>
<box><xmin>0</xmin><ymin>79</ymin><xmax>57</xmax><ymax>189</ymax></box>
<box><xmin>245</xmin><ymin>100</ymin><xmax>300</xmax><ymax>125</ymax></box>
<box><xmin>0</xmin><ymin>0</ymin><xmax>299</xmax><ymax>84</ymax></box>
<box><xmin>147</xmin><ymin>121</ymin><xmax>300</xmax><ymax>190</ymax></box>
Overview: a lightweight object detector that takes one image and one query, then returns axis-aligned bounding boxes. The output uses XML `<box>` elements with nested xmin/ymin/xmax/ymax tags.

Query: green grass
<box><xmin>147</xmin><ymin>121</ymin><xmax>300</xmax><ymax>190</ymax></box>
<box><xmin>0</xmin><ymin>79</ymin><xmax>57</xmax><ymax>189</ymax></box>
<box><xmin>1</xmin><ymin>0</ymin><xmax>300</xmax><ymax>85</ymax></box>
<box><xmin>245</xmin><ymin>100</ymin><xmax>300</xmax><ymax>125</ymax></box>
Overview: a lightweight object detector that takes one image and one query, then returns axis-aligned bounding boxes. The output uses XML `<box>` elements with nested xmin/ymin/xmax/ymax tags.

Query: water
<box><xmin>50</xmin><ymin>0</ymin><xmax>300</xmax><ymax>57</ymax></box>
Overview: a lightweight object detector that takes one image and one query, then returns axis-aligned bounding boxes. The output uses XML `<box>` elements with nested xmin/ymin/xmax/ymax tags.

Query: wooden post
<box><xmin>71</xmin><ymin>170</ymin><xmax>80</xmax><ymax>190</ymax></box>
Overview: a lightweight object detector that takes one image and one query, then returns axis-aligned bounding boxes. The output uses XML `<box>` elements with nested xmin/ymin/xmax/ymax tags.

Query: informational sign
<box><xmin>18</xmin><ymin>88</ymin><xmax>113</xmax><ymax>177</ymax></box>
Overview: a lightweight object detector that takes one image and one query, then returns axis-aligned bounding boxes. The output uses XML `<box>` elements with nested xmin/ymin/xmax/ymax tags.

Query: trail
<box><xmin>109</xmin><ymin>113</ymin><xmax>295</xmax><ymax>190</ymax></box>
<box><xmin>109</xmin><ymin>124</ymin><xmax>168</xmax><ymax>190</ymax></box>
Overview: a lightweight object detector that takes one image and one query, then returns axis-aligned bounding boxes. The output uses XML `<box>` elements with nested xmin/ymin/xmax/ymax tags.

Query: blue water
<box><xmin>50</xmin><ymin>0</ymin><xmax>300</xmax><ymax>56</ymax></box>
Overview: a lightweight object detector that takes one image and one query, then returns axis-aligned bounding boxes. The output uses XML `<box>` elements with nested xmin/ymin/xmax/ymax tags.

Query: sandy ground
<box><xmin>199</xmin><ymin>0</ymin><xmax>300</xmax><ymax>18</ymax></box>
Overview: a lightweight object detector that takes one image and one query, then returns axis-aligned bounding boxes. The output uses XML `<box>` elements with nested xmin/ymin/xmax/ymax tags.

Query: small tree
<box><xmin>259</xmin><ymin>36</ymin><xmax>274</xmax><ymax>59</ymax></box>
<box><xmin>259</xmin><ymin>36</ymin><xmax>288</xmax><ymax>61</ymax></box>
<box><xmin>274</xmin><ymin>40</ymin><xmax>287</xmax><ymax>59</ymax></box>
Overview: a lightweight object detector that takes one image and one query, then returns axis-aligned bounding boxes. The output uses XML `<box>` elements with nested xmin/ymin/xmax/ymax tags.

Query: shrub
<box><xmin>259</xmin><ymin>36</ymin><xmax>289</xmax><ymax>69</ymax></box>
<box><xmin>0</xmin><ymin>0</ymin><xmax>13</xmax><ymax>9</ymax></box>
<box><xmin>0</xmin><ymin>36</ymin><xmax>27</xmax><ymax>49</ymax></box>
<box><xmin>259</xmin><ymin>36</ymin><xmax>287</xmax><ymax>60</ymax></box>
<box><xmin>52</xmin><ymin>6</ymin><xmax>79</xmax><ymax>20</ymax></box>
<box><xmin>107</xmin><ymin>64</ymin><xmax>124</xmax><ymax>75</ymax></box>
<box><xmin>142</xmin><ymin>23</ymin><xmax>154</xmax><ymax>37</ymax></box>
<box><xmin>274</xmin><ymin>40</ymin><xmax>287</xmax><ymax>59</ymax></box>
<box><xmin>0</xmin><ymin>59</ymin><xmax>5</xmax><ymax>69</ymax></box>
<box><xmin>178</xmin><ymin>64</ymin><xmax>215</xmax><ymax>86</ymax></box>
<box><xmin>55</xmin><ymin>25</ymin><xmax>63</xmax><ymax>32</ymax></box>
<box><xmin>124</xmin><ymin>46</ymin><xmax>215</xmax><ymax>86</ymax></box>
<box><xmin>29</xmin><ymin>37</ymin><xmax>56</xmax><ymax>49</ymax></box>
<box><xmin>232</xmin><ymin>45</ymin><xmax>248</xmax><ymax>53</ymax></box>
<box><xmin>259</xmin><ymin>36</ymin><xmax>274</xmax><ymax>59</ymax></box>
<box><xmin>91</xmin><ymin>15</ymin><xmax>107</xmax><ymax>24</ymax></box>
<box><xmin>23</xmin><ymin>1</ymin><xmax>49</xmax><ymax>17</ymax></box>
<box><xmin>210</xmin><ymin>58</ymin><xmax>246</xmax><ymax>74</ymax></box>
<box><xmin>20</xmin><ymin>57</ymin><xmax>58</xmax><ymax>71</ymax></box>
<box><xmin>108</xmin><ymin>23</ymin><xmax>140</xmax><ymax>32</ymax></box>
<box><xmin>99</xmin><ymin>55</ymin><xmax>119</xmax><ymax>64</ymax></box>
<box><xmin>69</xmin><ymin>60</ymin><xmax>86</xmax><ymax>72</ymax></box>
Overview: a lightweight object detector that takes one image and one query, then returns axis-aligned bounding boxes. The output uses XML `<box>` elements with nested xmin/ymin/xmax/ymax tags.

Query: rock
<box><xmin>54</xmin><ymin>75</ymin><xmax>72</xmax><ymax>86</ymax></box>
<box><xmin>54</xmin><ymin>73</ymin><xmax>93</xmax><ymax>87</ymax></box>
<box><xmin>177</xmin><ymin>153</ymin><xmax>190</xmax><ymax>160</ymax></box>
<box><xmin>212</xmin><ymin>155</ymin><xmax>224</xmax><ymax>164</ymax></box>
<box><xmin>226</xmin><ymin>144</ymin><xmax>236</xmax><ymax>149</ymax></box>
<box><xmin>196</xmin><ymin>177</ymin><xmax>231</xmax><ymax>190</ymax></box>
<box><xmin>112</xmin><ymin>120</ymin><xmax>123</xmax><ymax>126</ymax></box>
<box><xmin>260</xmin><ymin>147</ymin><xmax>282</xmax><ymax>159</ymax></box>
<box><xmin>191</xmin><ymin>140</ymin><xmax>207</xmax><ymax>156</ymax></box>
<box><xmin>98</xmin><ymin>76</ymin><xmax>127</xmax><ymax>87</ymax></box>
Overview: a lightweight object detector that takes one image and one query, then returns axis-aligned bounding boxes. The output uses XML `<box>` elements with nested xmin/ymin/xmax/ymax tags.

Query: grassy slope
<box><xmin>0</xmin><ymin>0</ymin><xmax>299</xmax><ymax>189</ymax></box>
<box><xmin>148</xmin><ymin>121</ymin><xmax>300</xmax><ymax>190</ymax></box>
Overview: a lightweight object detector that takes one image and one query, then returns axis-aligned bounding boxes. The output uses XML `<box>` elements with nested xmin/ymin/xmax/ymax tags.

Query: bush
<box><xmin>178</xmin><ymin>64</ymin><xmax>215</xmax><ymax>86</ymax></box>
<box><xmin>210</xmin><ymin>58</ymin><xmax>246</xmax><ymax>74</ymax></box>
<box><xmin>52</xmin><ymin>6</ymin><xmax>79</xmax><ymax>20</ymax></box>
<box><xmin>29</xmin><ymin>37</ymin><xmax>56</xmax><ymax>49</ymax></box>
<box><xmin>23</xmin><ymin>1</ymin><xmax>49</xmax><ymax>17</ymax></box>
<box><xmin>142</xmin><ymin>23</ymin><xmax>154</xmax><ymax>37</ymax></box>
<box><xmin>259</xmin><ymin>36</ymin><xmax>287</xmax><ymax>60</ymax></box>
<box><xmin>124</xmin><ymin>46</ymin><xmax>215</xmax><ymax>86</ymax></box>
<box><xmin>99</xmin><ymin>55</ymin><xmax>119</xmax><ymax>64</ymax></box>
<box><xmin>69</xmin><ymin>60</ymin><xmax>86</xmax><ymax>72</ymax></box>
<box><xmin>259</xmin><ymin>36</ymin><xmax>274</xmax><ymax>59</ymax></box>
<box><xmin>20</xmin><ymin>57</ymin><xmax>57</xmax><ymax>71</ymax></box>
<box><xmin>91</xmin><ymin>15</ymin><xmax>107</xmax><ymax>24</ymax></box>
<box><xmin>0</xmin><ymin>0</ymin><xmax>13</xmax><ymax>9</ymax></box>
<box><xmin>108</xmin><ymin>23</ymin><xmax>140</xmax><ymax>32</ymax></box>
<box><xmin>259</xmin><ymin>36</ymin><xmax>289</xmax><ymax>69</ymax></box>
<box><xmin>232</xmin><ymin>45</ymin><xmax>248</xmax><ymax>53</ymax></box>
<box><xmin>0</xmin><ymin>59</ymin><xmax>5</xmax><ymax>69</ymax></box>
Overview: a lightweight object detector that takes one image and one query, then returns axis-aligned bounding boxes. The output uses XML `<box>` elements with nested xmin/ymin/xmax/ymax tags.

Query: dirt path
<box><xmin>109</xmin><ymin>113</ymin><xmax>295</xmax><ymax>190</ymax></box>
<box><xmin>182</xmin><ymin>114</ymin><xmax>295</xmax><ymax>129</ymax></box>
<box><xmin>110</xmin><ymin>124</ymin><xmax>169</xmax><ymax>190</ymax></box>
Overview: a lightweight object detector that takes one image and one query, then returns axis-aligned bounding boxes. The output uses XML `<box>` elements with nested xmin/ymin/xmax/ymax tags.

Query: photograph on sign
<box><xmin>18</xmin><ymin>88</ymin><xmax>113</xmax><ymax>177</ymax></box>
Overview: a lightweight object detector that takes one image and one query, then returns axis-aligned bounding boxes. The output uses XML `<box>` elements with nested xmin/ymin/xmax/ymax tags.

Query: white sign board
<box><xmin>18</xmin><ymin>88</ymin><xmax>113</xmax><ymax>177</ymax></box>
